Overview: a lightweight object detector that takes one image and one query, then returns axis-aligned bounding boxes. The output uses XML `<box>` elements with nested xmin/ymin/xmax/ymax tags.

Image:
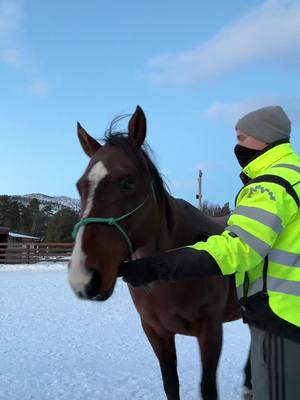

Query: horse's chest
<box><xmin>157</xmin><ymin>311</ymin><xmax>201</xmax><ymax>336</ymax></box>
<box><xmin>129</xmin><ymin>280</ymin><xmax>227</xmax><ymax>337</ymax></box>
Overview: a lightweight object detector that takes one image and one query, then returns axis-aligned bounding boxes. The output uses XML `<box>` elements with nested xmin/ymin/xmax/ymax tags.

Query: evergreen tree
<box><xmin>26</xmin><ymin>199</ymin><xmax>41</xmax><ymax>236</ymax></box>
<box><xmin>202</xmin><ymin>200</ymin><xmax>231</xmax><ymax>216</ymax></box>
<box><xmin>45</xmin><ymin>208</ymin><xmax>79</xmax><ymax>242</ymax></box>
<box><xmin>0</xmin><ymin>196</ymin><xmax>21</xmax><ymax>230</ymax></box>
<box><xmin>0</xmin><ymin>196</ymin><xmax>79</xmax><ymax>241</ymax></box>
<box><xmin>18</xmin><ymin>203</ymin><xmax>32</xmax><ymax>234</ymax></box>
<box><xmin>0</xmin><ymin>196</ymin><xmax>12</xmax><ymax>227</ymax></box>
<box><xmin>9</xmin><ymin>201</ymin><xmax>20</xmax><ymax>231</ymax></box>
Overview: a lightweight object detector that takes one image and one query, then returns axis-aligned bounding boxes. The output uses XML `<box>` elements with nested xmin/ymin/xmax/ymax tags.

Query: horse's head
<box><xmin>68</xmin><ymin>106</ymin><xmax>163</xmax><ymax>301</ymax></box>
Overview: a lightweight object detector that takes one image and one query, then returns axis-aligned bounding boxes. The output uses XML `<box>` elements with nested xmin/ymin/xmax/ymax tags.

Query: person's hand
<box><xmin>118</xmin><ymin>257</ymin><xmax>167</xmax><ymax>287</ymax></box>
<box><xmin>118</xmin><ymin>248</ymin><xmax>221</xmax><ymax>286</ymax></box>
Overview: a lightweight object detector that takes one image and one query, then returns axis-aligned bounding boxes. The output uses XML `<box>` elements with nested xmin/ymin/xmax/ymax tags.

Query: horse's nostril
<box><xmin>85</xmin><ymin>270</ymin><xmax>101</xmax><ymax>299</ymax></box>
<box><xmin>77</xmin><ymin>291</ymin><xmax>84</xmax><ymax>298</ymax></box>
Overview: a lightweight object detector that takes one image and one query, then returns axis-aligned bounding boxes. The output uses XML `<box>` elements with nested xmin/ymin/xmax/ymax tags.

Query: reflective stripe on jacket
<box><xmin>190</xmin><ymin>141</ymin><xmax>300</xmax><ymax>338</ymax></box>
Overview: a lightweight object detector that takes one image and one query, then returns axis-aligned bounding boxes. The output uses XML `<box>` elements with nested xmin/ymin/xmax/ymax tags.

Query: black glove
<box><xmin>118</xmin><ymin>248</ymin><xmax>222</xmax><ymax>287</ymax></box>
<box><xmin>118</xmin><ymin>257</ymin><xmax>166</xmax><ymax>287</ymax></box>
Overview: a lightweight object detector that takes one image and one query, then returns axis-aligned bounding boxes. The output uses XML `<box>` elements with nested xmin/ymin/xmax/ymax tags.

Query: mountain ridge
<box><xmin>5</xmin><ymin>193</ymin><xmax>80</xmax><ymax>213</ymax></box>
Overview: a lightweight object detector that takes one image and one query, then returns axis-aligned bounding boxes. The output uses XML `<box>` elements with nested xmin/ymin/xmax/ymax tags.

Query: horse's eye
<box><xmin>120</xmin><ymin>178</ymin><xmax>136</xmax><ymax>193</ymax></box>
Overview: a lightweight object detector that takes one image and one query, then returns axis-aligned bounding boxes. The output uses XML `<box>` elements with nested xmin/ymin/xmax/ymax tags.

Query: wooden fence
<box><xmin>0</xmin><ymin>242</ymin><xmax>74</xmax><ymax>264</ymax></box>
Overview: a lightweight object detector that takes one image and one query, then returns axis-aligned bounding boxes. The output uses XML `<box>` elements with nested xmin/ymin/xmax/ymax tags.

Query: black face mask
<box><xmin>234</xmin><ymin>145</ymin><xmax>260</xmax><ymax>168</ymax></box>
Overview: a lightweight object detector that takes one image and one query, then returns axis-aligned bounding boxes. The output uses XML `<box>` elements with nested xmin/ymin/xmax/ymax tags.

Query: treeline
<box><xmin>202</xmin><ymin>201</ymin><xmax>230</xmax><ymax>217</ymax></box>
<box><xmin>0</xmin><ymin>195</ymin><xmax>230</xmax><ymax>242</ymax></box>
<box><xmin>0</xmin><ymin>196</ymin><xmax>79</xmax><ymax>242</ymax></box>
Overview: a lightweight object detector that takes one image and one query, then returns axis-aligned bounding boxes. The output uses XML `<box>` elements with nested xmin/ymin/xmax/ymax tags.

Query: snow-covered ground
<box><xmin>0</xmin><ymin>263</ymin><xmax>250</xmax><ymax>400</ymax></box>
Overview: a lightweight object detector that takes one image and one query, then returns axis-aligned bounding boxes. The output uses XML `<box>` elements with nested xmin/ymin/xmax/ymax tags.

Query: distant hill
<box><xmin>9</xmin><ymin>193</ymin><xmax>80</xmax><ymax>214</ymax></box>
<box><xmin>0</xmin><ymin>193</ymin><xmax>80</xmax><ymax>241</ymax></box>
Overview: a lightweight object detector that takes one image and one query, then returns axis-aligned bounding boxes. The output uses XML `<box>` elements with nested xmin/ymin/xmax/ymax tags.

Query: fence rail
<box><xmin>0</xmin><ymin>242</ymin><xmax>73</xmax><ymax>264</ymax></box>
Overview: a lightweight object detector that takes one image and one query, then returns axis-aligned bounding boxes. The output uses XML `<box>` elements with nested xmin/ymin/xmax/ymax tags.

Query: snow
<box><xmin>23</xmin><ymin>193</ymin><xmax>80</xmax><ymax>212</ymax></box>
<box><xmin>9</xmin><ymin>194</ymin><xmax>80</xmax><ymax>215</ymax></box>
<box><xmin>8</xmin><ymin>232</ymin><xmax>40</xmax><ymax>240</ymax></box>
<box><xmin>0</xmin><ymin>263</ymin><xmax>250</xmax><ymax>400</ymax></box>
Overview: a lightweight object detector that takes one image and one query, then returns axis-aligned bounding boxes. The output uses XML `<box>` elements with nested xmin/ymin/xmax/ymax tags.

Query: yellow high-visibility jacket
<box><xmin>191</xmin><ymin>140</ymin><xmax>300</xmax><ymax>341</ymax></box>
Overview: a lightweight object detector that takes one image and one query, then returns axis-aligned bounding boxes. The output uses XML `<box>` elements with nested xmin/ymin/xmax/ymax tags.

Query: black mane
<box><xmin>103</xmin><ymin>125</ymin><xmax>169</xmax><ymax>205</ymax></box>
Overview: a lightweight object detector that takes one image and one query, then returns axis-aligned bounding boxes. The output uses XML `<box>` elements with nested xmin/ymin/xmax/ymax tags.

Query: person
<box><xmin>119</xmin><ymin>106</ymin><xmax>300</xmax><ymax>399</ymax></box>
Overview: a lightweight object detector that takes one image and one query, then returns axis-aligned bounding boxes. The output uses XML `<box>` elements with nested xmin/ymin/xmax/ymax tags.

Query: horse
<box><xmin>68</xmin><ymin>106</ymin><xmax>251</xmax><ymax>400</ymax></box>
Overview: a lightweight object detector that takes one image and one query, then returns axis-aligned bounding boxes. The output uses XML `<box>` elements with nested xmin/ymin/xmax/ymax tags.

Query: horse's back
<box><xmin>171</xmin><ymin>197</ymin><xmax>226</xmax><ymax>245</ymax></box>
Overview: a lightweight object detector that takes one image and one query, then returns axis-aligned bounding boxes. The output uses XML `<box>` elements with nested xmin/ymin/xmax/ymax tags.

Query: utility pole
<box><xmin>196</xmin><ymin>170</ymin><xmax>203</xmax><ymax>210</ymax></box>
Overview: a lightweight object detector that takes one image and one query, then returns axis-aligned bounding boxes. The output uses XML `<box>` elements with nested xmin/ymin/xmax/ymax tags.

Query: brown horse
<box><xmin>68</xmin><ymin>106</ymin><xmax>251</xmax><ymax>400</ymax></box>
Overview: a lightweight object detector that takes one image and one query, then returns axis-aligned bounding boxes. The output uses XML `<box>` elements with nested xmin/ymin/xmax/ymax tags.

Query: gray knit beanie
<box><xmin>235</xmin><ymin>106</ymin><xmax>291</xmax><ymax>143</ymax></box>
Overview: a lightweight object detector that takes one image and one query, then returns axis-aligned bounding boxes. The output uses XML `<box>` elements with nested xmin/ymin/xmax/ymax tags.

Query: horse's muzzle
<box><xmin>85</xmin><ymin>270</ymin><xmax>101</xmax><ymax>299</ymax></box>
<box><xmin>92</xmin><ymin>287</ymin><xmax>114</xmax><ymax>301</ymax></box>
<box><xmin>83</xmin><ymin>271</ymin><xmax>115</xmax><ymax>301</ymax></box>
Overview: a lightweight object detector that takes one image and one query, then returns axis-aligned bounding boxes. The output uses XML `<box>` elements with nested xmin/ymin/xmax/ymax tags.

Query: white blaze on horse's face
<box><xmin>84</xmin><ymin>161</ymin><xmax>108</xmax><ymax>217</ymax></box>
<box><xmin>68</xmin><ymin>160</ymin><xmax>108</xmax><ymax>297</ymax></box>
<box><xmin>68</xmin><ymin>226</ymin><xmax>90</xmax><ymax>295</ymax></box>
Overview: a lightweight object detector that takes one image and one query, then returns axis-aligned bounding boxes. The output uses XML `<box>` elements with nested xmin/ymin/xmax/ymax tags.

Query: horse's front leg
<box><xmin>197</xmin><ymin>318</ymin><xmax>223</xmax><ymax>400</ymax></box>
<box><xmin>141</xmin><ymin>319</ymin><xmax>180</xmax><ymax>400</ymax></box>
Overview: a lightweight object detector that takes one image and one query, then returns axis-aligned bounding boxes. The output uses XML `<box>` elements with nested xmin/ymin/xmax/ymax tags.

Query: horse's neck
<box><xmin>164</xmin><ymin>196</ymin><xmax>224</xmax><ymax>247</ymax></box>
<box><xmin>133</xmin><ymin>193</ymin><xmax>226</xmax><ymax>258</ymax></box>
<box><xmin>132</xmin><ymin>194</ymin><xmax>172</xmax><ymax>258</ymax></box>
<box><xmin>155</xmin><ymin>194</ymin><xmax>225</xmax><ymax>251</ymax></box>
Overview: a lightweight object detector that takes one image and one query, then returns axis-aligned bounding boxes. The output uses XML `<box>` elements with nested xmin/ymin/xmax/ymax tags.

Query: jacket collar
<box><xmin>240</xmin><ymin>139</ymin><xmax>293</xmax><ymax>182</ymax></box>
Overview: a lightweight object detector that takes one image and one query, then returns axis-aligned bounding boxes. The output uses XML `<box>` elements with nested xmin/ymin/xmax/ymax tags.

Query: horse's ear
<box><xmin>77</xmin><ymin>122</ymin><xmax>101</xmax><ymax>157</ymax></box>
<box><xmin>128</xmin><ymin>105</ymin><xmax>147</xmax><ymax>148</ymax></box>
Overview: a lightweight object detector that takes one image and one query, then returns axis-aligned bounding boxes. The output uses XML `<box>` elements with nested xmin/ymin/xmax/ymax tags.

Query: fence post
<box><xmin>27</xmin><ymin>244</ymin><xmax>30</xmax><ymax>264</ymax></box>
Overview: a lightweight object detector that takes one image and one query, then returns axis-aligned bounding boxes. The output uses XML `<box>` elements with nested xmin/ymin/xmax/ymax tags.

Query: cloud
<box><xmin>0</xmin><ymin>0</ymin><xmax>23</xmax><ymax>39</ymax></box>
<box><xmin>0</xmin><ymin>0</ymin><xmax>23</xmax><ymax>68</ymax></box>
<box><xmin>30</xmin><ymin>79</ymin><xmax>49</xmax><ymax>97</ymax></box>
<box><xmin>0</xmin><ymin>1</ymin><xmax>49</xmax><ymax>97</ymax></box>
<box><xmin>0</xmin><ymin>48</ymin><xmax>22</xmax><ymax>67</ymax></box>
<box><xmin>143</xmin><ymin>0</ymin><xmax>300</xmax><ymax>86</ymax></box>
<box><xmin>204</xmin><ymin>95</ymin><xmax>300</xmax><ymax>125</ymax></box>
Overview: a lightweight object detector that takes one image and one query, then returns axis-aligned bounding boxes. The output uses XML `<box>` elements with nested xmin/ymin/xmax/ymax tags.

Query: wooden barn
<box><xmin>0</xmin><ymin>228</ymin><xmax>40</xmax><ymax>244</ymax></box>
<box><xmin>8</xmin><ymin>232</ymin><xmax>41</xmax><ymax>244</ymax></box>
<box><xmin>0</xmin><ymin>227</ymin><xmax>9</xmax><ymax>244</ymax></box>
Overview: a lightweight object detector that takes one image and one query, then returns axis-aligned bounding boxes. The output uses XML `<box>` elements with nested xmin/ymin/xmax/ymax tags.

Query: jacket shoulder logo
<box><xmin>247</xmin><ymin>185</ymin><xmax>276</xmax><ymax>201</ymax></box>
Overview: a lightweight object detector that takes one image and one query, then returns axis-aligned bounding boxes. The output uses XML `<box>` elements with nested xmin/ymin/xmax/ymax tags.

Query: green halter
<box><xmin>72</xmin><ymin>182</ymin><xmax>157</xmax><ymax>255</ymax></box>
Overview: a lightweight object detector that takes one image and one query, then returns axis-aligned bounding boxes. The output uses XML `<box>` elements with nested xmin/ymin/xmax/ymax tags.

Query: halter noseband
<box><xmin>72</xmin><ymin>182</ymin><xmax>157</xmax><ymax>255</ymax></box>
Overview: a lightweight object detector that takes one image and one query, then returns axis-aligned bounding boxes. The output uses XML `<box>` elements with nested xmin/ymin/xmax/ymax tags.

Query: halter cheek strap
<box><xmin>72</xmin><ymin>182</ymin><xmax>157</xmax><ymax>255</ymax></box>
<box><xmin>72</xmin><ymin>198</ymin><xmax>148</xmax><ymax>254</ymax></box>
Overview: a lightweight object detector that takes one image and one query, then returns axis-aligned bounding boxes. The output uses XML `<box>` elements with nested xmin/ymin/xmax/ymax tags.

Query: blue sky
<box><xmin>1</xmin><ymin>0</ymin><xmax>300</xmax><ymax>208</ymax></box>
